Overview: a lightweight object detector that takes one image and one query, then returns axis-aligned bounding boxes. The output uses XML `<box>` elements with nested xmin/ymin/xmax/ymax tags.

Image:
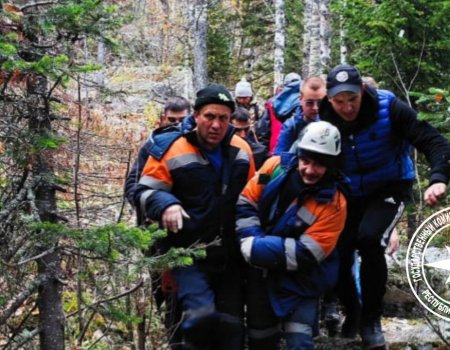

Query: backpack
<box><xmin>272</xmin><ymin>80</ymin><xmax>301</xmax><ymax>123</ymax></box>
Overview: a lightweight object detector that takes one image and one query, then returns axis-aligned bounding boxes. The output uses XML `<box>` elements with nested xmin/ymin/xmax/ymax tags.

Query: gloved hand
<box><xmin>240</xmin><ymin>237</ymin><xmax>255</xmax><ymax>263</ymax></box>
<box><xmin>162</xmin><ymin>204</ymin><xmax>190</xmax><ymax>233</ymax></box>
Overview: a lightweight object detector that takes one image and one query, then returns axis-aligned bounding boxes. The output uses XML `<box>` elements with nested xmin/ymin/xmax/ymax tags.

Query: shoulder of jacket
<box><xmin>149</xmin><ymin>130</ymin><xmax>184</xmax><ymax>160</ymax></box>
<box><xmin>259</xmin><ymin>156</ymin><xmax>282</xmax><ymax>174</ymax></box>
<box><xmin>230</xmin><ymin>134</ymin><xmax>253</xmax><ymax>153</ymax></box>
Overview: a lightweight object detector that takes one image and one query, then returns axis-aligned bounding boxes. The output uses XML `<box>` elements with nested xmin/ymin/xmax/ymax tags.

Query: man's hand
<box><xmin>386</xmin><ymin>228</ymin><xmax>399</xmax><ymax>256</ymax></box>
<box><xmin>424</xmin><ymin>183</ymin><xmax>448</xmax><ymax>206</ymax></box>
<box><xmin>162</xmin><ymin>204</ymin><xmax>190</xmax><ymax>233</ymax></box>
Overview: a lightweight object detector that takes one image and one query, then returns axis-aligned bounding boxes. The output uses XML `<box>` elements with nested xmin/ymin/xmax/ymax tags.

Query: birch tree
<box><xmin>339</xmin><ymin>0</ymin><xmax>348</xmax><ymax>64</ymax></box>
<box><xmin>193</xmin><ymin>0</ymin><xmax>208</xmax><ymax>91</ymax></box>
<box><xmin>302</xmin><ymin>0</ymin><xmax>331</xmax><ymax>76</ymax></box>
<box><xmin>319</xmin><ymin>0</ymin><xmax>332</xmax><ymax>71</ymax></box>
<box><xmin>302</xmin><ymin>0</ymin><xmax>313</xmax><ymax>77</ymax></box>
<box><xmin>308</xmin><ymin>1</ymin><xmax>321</xmax><ymax>75</ymax></box>
<box><xmin>274</xmin><ymin>0</ymin><xmax>286</xmax><ymax>93</ymax></box>
<box><xmin>182</xmin><ymin>0</ymin><xmax>195</xmax><ymax>97</ymax></box>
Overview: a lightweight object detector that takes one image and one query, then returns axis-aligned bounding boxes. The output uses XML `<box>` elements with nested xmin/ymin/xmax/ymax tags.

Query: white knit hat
<box><xmin>235</xmin><ymin>78</ymin><xmax>253</xmax><ymax>97</ymax></box>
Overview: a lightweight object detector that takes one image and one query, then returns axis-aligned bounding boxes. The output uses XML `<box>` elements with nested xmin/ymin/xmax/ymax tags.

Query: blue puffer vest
<box><xmin>342</xmin><ymin>90</ymin><xmax>414</xmax><ymax>197</ymax></box>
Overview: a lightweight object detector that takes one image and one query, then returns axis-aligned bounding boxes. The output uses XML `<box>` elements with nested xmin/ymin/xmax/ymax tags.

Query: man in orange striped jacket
<box><xmin>236</xmin><ymin>121</ymin><xmax>347</xmax><ymax>350</ymax></box>
<box><xmin>134</xmin><ymin>84</ymin><xmax>255</xmax><ymax>350</ymax></box>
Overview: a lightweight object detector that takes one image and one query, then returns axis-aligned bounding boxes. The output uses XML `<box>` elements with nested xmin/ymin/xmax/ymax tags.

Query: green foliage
<box><xmin>239</xmin><ymin>0</ymin><xmax>274</xmax><ymax>84</ymax></box>
<box><xmin>412</xmin><ymin>87</ymin><xmax>450</xmax><ymax>137</ymax></box>
<box><xmin>30</xmin><ymin>221</ymin><xmax>204</xmax><ymax>269</ymax></box>
<box><xmin>0</xmin><ymin>42</ymin><xmax>17</xmax><ymax>56</ymax></box>
<box><xmin>284</xmin><ymin>0</ymin><xmax>303</xmax><ymax>75</ymax></box>
<box><xmin>35</xmin><ymin>133</ymin><xmax>68</xmax><ymax>151</ymax></box>
<box><xmin>240</xmin><ymin>0</ymin><xmax>273</xmax><ymax>48</ymax></box>
<box><xmin>138</xmin><ymin>245</ymin><xmax>207</xmax><ymax>272</ymax></box>
<box><xmin>207</xmin><ymin>2</ymin><xmax>238</xmax><ymax>85</ymax></box>
<box><xmin>332</xmin><ymin>0</ymin><xmax>450</xmax><ymax>95</ymax></box>
<box><xmin>41</xmin><ymin>0</ymin><xmax>123</xmax><ymax>41</ymax></box>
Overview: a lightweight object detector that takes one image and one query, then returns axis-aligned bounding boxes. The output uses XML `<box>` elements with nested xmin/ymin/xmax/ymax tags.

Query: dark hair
<box><xmin>231</xmin><ymin>107</ymin><xmax>250</xmax><ymax>123</ymax></box>
<box><xmin>164</xmin><ymin>96</ymin><xmax>191</xmax><ymax>114</ymax></box>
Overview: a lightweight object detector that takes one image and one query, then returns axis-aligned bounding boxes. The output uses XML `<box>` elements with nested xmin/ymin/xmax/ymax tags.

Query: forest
<box><xmin>0</xmin><ymin>0</ymin><xmax>449</xmax><ymax>349</ymax></box>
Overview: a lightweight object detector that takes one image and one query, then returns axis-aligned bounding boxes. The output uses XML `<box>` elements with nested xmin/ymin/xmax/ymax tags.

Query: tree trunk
<box><xmin>319</xmin><ymin>0</ymin><xmax>331</xmax><ymax>72</ymax></box>
<box><xmin>302</xmin><ymin>0</ymin><xmax>312</xmax><ymax>77</ymax></box>
<box><xmin>308</xmin><ymin>1</ymin><xmax>321</xmax><ymax>76</ymax></box>
<box><xmin>273</xmin><ymin>0</ymin><xmax>285</xmax><ymax>93</ymax></box>
<box><xmin>339</xmin><ymin>0</ymin><xmax>347</xmax><ymax>63</ymax></box>
<box><xmin>159</xmin><ymin>0</ymin><xmax>170</xmax><ymax>64</ymax></box>
<box><xmin>193</xmin><ymin>0</ymin><xmax>208</xmax><ymax>91</ymax></box>
<box><xmin>96</xmin><ymin>38</ymin><xmax>106</xmax><ymax>87</ymax></box>
<box><xmin>28</xmin><ymin>75</ymin><xmax>65</xmax><ymax>350</ymax></box>
<box><xmin>182</xmin><ymin>0</ymin><xmax>194</xmax><ymax>98</ymax></box>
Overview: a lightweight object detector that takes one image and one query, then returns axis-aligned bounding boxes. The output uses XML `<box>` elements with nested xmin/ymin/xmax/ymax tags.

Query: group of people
<box><xmin>125</xmin><ymin>64</ymin><xmax>450</xmax><ymax>350</ymax></box>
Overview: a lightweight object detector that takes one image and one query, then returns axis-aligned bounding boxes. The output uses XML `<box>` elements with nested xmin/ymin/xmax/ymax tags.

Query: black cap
<box><xmin>194</xmin><ymin>84</ymin><xmax>236</xmax><ymax>113</ymax></box>
<box><xmin>327</xmin><ymin>64</ymin><xmax>363</xmax><ymax>97</ymax></box>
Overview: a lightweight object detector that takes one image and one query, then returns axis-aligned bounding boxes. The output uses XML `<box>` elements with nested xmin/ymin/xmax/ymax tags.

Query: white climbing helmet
<box><xmin>297</xmin><ymin>121</ymin><xmax>341</xmax><ymax>157</ymax></box>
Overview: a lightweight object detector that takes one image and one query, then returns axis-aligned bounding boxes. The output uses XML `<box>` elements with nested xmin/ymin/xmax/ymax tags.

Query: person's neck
<box><xmin>196</xmin><ymin>136</ymin><xmax>219</xmax><ymax>152</ymax></box>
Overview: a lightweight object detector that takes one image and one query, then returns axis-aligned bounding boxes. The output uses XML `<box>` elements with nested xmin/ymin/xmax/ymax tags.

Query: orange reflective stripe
<box><xmin>303</xmin><ymin>192</ymin><xmax>347</xmax><ymax>257</ymax></box>
<box><xmin>231</xmin><ymin>134</ymin><xmax>255</xmax><ymax>180</ymax></box>
<box><xmin>141</xmin><ymin>156</ymin><xmax>173</xmax><ymax>187</ymax></box>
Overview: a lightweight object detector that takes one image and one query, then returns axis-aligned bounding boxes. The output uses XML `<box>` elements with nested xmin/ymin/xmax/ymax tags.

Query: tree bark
<box><xmin>273</xmin><ymin>0</ymin><xmax>285</xmax><ymax>93</ymax></box>
<box><xmin>193</xmin><ymin>0</ymin><xmax>208</xmax><ymax>91</ymax></box>
<box><xmin>28</xmin><ymin>75</ymin><xmax>65</xmax><ymax>350</ymax></box>
<box><xmin>182</xmin><ymin>0</ymin><xmax>194</xmax><ymax>98</ymax></box>
<box><xmin>96</xmin><ymin>38</ymin><xmax>106</xmax><ymax>87</ymax></box>
<box><xmin>302</xmin><ymin>0</ymin><xmax>312</xmax><ymax>77</ymax></box>
<box><xmin>319</xmin><ymin>0</ymin><xmax>331</xmax><ymax>72</ymax></box>
<box><xmin>308</xmin><ymin>1</ymin><xmax>321</xmax><ymax>76</ymax></box>
<box><xmin>339</xmin><ymin>0</ymin><xmax>347</xmax><ymax>64</ymax></box>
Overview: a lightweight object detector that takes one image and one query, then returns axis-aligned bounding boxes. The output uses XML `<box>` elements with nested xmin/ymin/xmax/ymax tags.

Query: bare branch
<box><xmin>0</xmin><ymin>175</ymin><xmax>40</xmax><ymax>223</ymax></box>
<box><xmin>66</xmin><ymin>278</ymin><xmax>144</xmax><ymax>318</ymax></box>
<box><xmin>0</xmin><ymin>274</ymin><xmax>49</xmax><ymax>325</ymax></box>
<box><xmin>21</xmin><ymin>1</ymin><xmax>56</xmax><ymax>11</ymax></box>
<box><xmin>407</xmin><ymin>34</ymin><xmax>426</xmax><ymax>92</ymax></box>
<box><xmin>0</xmin><ymin>246</ymin><xmax>58</xmax><ymax>268</ymax></box>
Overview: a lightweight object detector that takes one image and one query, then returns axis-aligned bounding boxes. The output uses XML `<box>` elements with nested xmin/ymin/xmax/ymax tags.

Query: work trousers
<box><xmin>173</xmin><ymin>264</ymin><xmax>245</xmax><ymax>350</ymax></box>
<box><xmin>336</xmin><ymin>193</ymin><xmax>405</xmax><ymax>322</ymax></box>
<box><xmin>245</xmin><ymin>267</ymin><xmax>319</xmax><ymax>350</ymax></box>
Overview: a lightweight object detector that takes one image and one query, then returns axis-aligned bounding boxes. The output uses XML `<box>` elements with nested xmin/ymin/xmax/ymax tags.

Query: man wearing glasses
<box><xmin>231</xmin><ymin>107</ymin><xmax>268</xmax><ymax>169</ymax></box>
<box><xmin>274</xmin><ymin>76</ymin><xmax>326</xmax><ymax>154</ymax></box>
<box><xmin>125</xmin><ymin>96</ymin><xmax>191</xmax><ymax>208</ymax></box>
<box><xmin>124</xmin><ymin>95</ymin><xmax>191</xmax><ymax>349</ymax></box>
<box><xmin>159</xmin><ymin>96</ymin><xmax>191</xmax><ymax>127</ymax></box>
